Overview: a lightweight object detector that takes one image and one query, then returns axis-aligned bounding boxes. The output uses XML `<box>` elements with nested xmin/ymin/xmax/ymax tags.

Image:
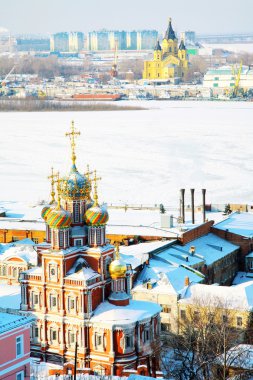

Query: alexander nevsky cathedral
<box><xmin>19</xmin><ymin>122</ymin><xmax>161</xmax><ymax>376</ymax></box>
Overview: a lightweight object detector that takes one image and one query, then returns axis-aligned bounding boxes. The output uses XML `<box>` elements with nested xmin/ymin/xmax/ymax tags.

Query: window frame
<box><xmin>16</xmin><ymin>335</ymin><xmax>24</xmax><ymax>358</ymax></box>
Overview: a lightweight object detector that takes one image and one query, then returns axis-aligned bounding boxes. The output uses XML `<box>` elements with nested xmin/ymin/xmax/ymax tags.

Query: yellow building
<box><xmin>143</xmin><ymin>18</ymin><xmax>188</xmax><ymax>83</ymax></box>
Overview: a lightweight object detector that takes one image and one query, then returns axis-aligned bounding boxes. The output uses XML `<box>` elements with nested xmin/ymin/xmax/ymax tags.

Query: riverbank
<box><xmin>0</xmin><ymin>99</ymin><xmax>145</xmax><ymax>112</ymax></box>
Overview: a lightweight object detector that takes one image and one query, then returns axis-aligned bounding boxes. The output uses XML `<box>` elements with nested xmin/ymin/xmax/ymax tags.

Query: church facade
<box><xmin>143</xmin><ymin>18</ymin><xmax>188</xmax><ymax>83</ymax></box>
<box><xmin>19</xmin><ymin>122</ymin><xmax>161</xmax><ymax>376</ymax></box>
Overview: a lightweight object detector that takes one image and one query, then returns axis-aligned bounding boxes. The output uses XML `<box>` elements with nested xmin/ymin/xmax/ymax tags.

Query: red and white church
<box><xmin>20</xmin><ymin>122</ymin><xmax>161</xmax><ymax>376</ymax></box>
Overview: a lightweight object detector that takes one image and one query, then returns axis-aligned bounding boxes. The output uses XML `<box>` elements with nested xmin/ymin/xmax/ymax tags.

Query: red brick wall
<box><xmin>179</xmin><ymin>221</ymin><xmax>214</xmax><ymax>245</ymax></box>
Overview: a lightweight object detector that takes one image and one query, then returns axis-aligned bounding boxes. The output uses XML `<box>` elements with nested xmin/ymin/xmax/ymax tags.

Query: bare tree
<box><xmin>161</xmin><ymin>296</ymin><xmax>252</xmax><ymax>380</ymax></box>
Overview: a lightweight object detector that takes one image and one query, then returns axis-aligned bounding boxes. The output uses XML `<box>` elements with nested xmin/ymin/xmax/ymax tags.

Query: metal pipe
<box><xmin>190</xmin><ymin>188</ymin><xmax>195</xmax><ymax>224</ymax></box>
<box><xmin>180</xmin><ymin>189</ymin><xmax>185</xmax><ymax>223</ymax></box>
<box><xmin>202</xmin><ymin>188</ymin><xmax>206</xmax><ymax>223</ymax></box>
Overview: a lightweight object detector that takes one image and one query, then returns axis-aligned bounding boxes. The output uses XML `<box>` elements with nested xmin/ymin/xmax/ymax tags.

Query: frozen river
<box><xmin>0</xmin><ymin>100</ymin><xmax>253</xmax><ymax>207</ymax></box>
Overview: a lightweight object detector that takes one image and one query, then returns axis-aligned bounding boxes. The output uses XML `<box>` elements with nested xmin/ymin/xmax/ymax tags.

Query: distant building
<box><xmin>0</xmin><ymin>27</ymin><xmax>15</xmax><ymax>53</ymax></box>
<box><xmin>203</xmin><ymin>65</ymin><xmax>253</xmax><ymax>90</ymax></box>
<box><xmin>87</xmin><ymin>30</ymin><xmax>158</xmax><ymax>51</ymax></box>
<box><xmin>0</xmin><ymin>312</ymin><xmax>33</xmax><ymax>380</ymax></box>
<box><xmin>143</xmin><ymin>18</ymin><xmax>189</xmax><ymax>83</ymax></box>
<box><xmin>137</xmin><ymin>30</ymin><xmax>158</xmax><ymax>50</ymax></box>
<box><xmin>50</xmin><ymin>32</ymin><xmax>69</xmax><ymax>52</ymax></box>
<box><xmin>16</xmin><ymin>36</ymin><xmax>50</xmax><ymax>52</ymax></box>
<box><xmin>181</xmin><ymin>31</ymin><xmax>196</xmax><ymax>45</ymax></box>
<box><xmin>68</xmin><ymin>32</ymin><xmax>84</xmax><ymax>52</ymax></box>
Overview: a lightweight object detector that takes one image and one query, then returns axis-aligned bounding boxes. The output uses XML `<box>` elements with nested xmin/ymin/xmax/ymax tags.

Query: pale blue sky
<box><xmin>1</xmin><ymin>0</ymin><xmax>252</xmax><ymax>35</ymax></box>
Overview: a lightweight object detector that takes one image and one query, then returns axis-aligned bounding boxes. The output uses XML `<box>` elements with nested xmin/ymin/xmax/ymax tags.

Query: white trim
<box><xmin>0</xmin><ymin>357</ymin><xmax>30</xmax><ymax>376</ymax></box>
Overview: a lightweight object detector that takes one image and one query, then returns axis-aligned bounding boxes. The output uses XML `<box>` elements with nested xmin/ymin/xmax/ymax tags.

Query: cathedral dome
<box><xmin>61</xmin><ymin>164</ymin><xmax>90</xmax><ymax>200</ymax></box>
<box><xmin>109</xmin><ymin>257</ymin><xmax>127</xmax><ymax>279</ymax></box>
<box><xmin>85</xmin><ymin>205</ymin><xmax>109</xmax><ymax>226</ymax></box>
<box><xmin>41</xmin><ymin>203</ymin><xmax>57</xmax><ymax>221</ymax></box>
<box><xmin>47</xmin><ymin>207</ymin><xmax>72</xmax><ymax>229</ymax></box>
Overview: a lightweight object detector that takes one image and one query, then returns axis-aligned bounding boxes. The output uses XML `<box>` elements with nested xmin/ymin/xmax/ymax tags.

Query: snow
<box><xmin>214</xmin><ymin>212</ymin><xmax>253</xmax><ymax>237</ymax></box>
<box><xmin>66</xmin><ymin>257</ymin><xmax>99</xmax><ymax>282</ymax></box>
<box><xmin>180</xmin><ymin>282</ymin><xmax>253</xmax><ymax>311</ymax></box>
<box><xmin>133</xmin><ymin>263</ymin><xmax>203</xmax><ymax>295</ymax></box>
<box><xmin>0</xmin><ymin>284</ymin><xmax>21</xmax><ymax>310</ymax></box>
<box><xmin>1</xmin><ymin>101</ymin><xmax>253</xmax><ymax>206</ymax></box>
<box><xmin>216</xmin><ymin>344</ymin><xmax>253</xmax><ymax>369</ymax></box>
<box><xmin>0</xmin><ymin>312</ymin><xmax>32</xmax><ymax>334</ymax></box>
<box><xmin>232</xmin><ymin>271</ymin><xmax>253</xmax><ymax>285</ymax></box>
<box><xmin>90</xmin><ymin>300</ymin><xmax>161</xmax><ymax>327</ymax></box>
<box><xmin>0</xmin><ymin>242</ymin><xmax>37</xmax><ymax>265</ymax></box>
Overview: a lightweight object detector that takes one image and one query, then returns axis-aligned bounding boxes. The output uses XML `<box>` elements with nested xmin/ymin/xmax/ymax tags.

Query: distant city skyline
<box><xmin>0</xmin><ymin>0</ymin><xmax>253</xmax><ymax>36</ymax></box>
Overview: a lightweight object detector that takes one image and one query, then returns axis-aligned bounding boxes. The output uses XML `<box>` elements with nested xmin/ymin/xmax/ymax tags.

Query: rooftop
<box><xmin>0</xmin><ymin>312</ymin><xmax>33</xmax><ymax>334</ymax></box>
<box><xmin>213</xmin><ymin>212</ymin><xmax>253</xmax><ymax>238</ymax></box>
<box><xmin>91</xmin><ymin>300</ymin><xmax>161</xmax><ymax>327</ymax></box>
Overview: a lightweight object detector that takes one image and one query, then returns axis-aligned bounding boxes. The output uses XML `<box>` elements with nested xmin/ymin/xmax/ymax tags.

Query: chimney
<box><xmin>202</xmin><ymin>189</ymin><xmax>206</xmax><ymax>223</ymax></box>
<box><xmin>180</xmin><ymin>189</ymin><xmax>185</xmax><ymax>223</ymax></box>
<box><xmin>190</xmin><ymin>188</ymin><xmax>195</xmax><ymax>224</ymax></box>
<box><xmin>184</xmin><ymin>276</ymin><xmax>190</xmax><ymax>287</ymax></box>
<box><xmin>189</xmin><ymin>246</ymin><xmax>195</xmax><ymax>255</ymax></box>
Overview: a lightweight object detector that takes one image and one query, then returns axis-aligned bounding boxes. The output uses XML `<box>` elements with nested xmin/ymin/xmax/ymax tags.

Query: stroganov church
<box><xmin>20</xmin><ymin>122</ymin><xmax>161</xmax><ymax>376</ymax></box>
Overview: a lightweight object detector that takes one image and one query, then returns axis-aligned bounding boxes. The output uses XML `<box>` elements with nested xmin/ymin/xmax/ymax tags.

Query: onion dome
<box><xmin>61</xmin><ymin>164</ymin><xmax>90</xmax><ymax>201</ymax></box>
<box><xmin>109</xmin><ymin>245</ymin><xmax>127</xmax><ymax>279</ymax></box>
<box><xmin>47</xmin><ymin>207</ymin><xmax>72</xmax><ymax>229</ymax></box>
<box><xmin>85</xmin><ymin>205</ymin><xmax>109</xmax><ymax>226</ymax></box>
<box><xmin>41</xmin><ymin>202</ymin><xmax>57</xmax><ymax>222</ymax></box>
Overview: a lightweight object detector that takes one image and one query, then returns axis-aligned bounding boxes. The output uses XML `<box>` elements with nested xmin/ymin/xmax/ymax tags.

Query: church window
<box><xmin>33</xmin><ymin>293</ymin><xmax>39</xmax><ymax>305</ymax></box>
<box><xmin>69</xmin><ymin>331</ymin><xmax>75</xmax><ymax>344</ymax></box>
<box><xmin>50</xmin><ymin>295</ymin><xmax>57</xmax><ymax>310</ymax></box>
<box><xmin>13</xmin><ymin>268</ymin><xmax>17</xmax><ymax>278</ymax></box>
<box><xmin>169</xmin><ymin>47</ymin><xmax>172</xmax><ymax>53</ymax></box>
<box><xmin>59</xmin><ymin>231</ymin><xmax>64</xmax><ymax>246</ymax></box>
<box><xmin>237</xmin><ymin>316</ymin><xmax>242</xmax><ymax>327</ymax></box>
<box><xmin>2</xmin><ymin>266</ymin><xmax>6</xmax><ymax>276</ymax></box>
<box><xmin>95</xmin><ymin>333</ymin><xmax>103</xmax><ymax>350</ymax></box>
<box><xmin>143</xmin><ymin>329</ymin><xmax>150</xmax><ymax>343</ymax></box>
<box><xmin>74</xmin><ymin>239</ymin><xmax>82</xmax><ymax>246</ymax></box>
<box><xmin>74</xmin><ymin>203</ymin><xmax>80</xmax><ymax>223</ymax></box>
<box><xmin>68</xmin><ymin>297</ymin><xmax>75</xmax><ymax>312</ymax></box>
<box><xmin>51</xmin><ymin>329</ymin><xmax>57</xmax><ymax>342</ymax></box>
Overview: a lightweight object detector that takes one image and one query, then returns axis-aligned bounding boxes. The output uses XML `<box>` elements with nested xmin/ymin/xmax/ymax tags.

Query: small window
<box><xmin>16</xmin><ymin>371</ymin><xmax>24</xmax><ymax>380</ymax></box>
<box><xmin>213</xmin><ymin>83</ymin><xmax>218</xmax><ymax>88</ymax></box>
<box><xmin>237</xmin><ymin>317</ymin><xmax>243</xmax><ymax>327</ymax></box>
<box><xmin>33</xmin><ymin>238</ymin><xmax>39</xmax><ymax>244</ymax></box>
<box><xmin>34</xmin><ymin>327</ymin><xmax>39</xmax><ymax>338</ymax></box>
<box><xmin>125</xmin><ymin>335</ymin><xmax>133</xmax><ymax>348</ymax></box>
<box><xmin>95</xmin><ymin>334</ymin><xmax>102</xmax><ymax>348</ymax></box>
<box><xmin>34</xmin><ymin>294</ymin><xmax>39</xmax><ymax>305</ymax></box>
<box><xmin>144</xmin><ymin>329</ymin><xmax>150</xmax><ymax>342</ymax></box>
<box><xmin>69</xmin><ymin>298</ymin><xmax>75</xmax><ymax>310</ymax></box>
<box><xmin>69</xmin><ymin>332</ymin><xmax>75</xmax><ymax>344</ymax></box>
<box><xmin>16</xmin><ymin>336</ymin><xmax>23</xmax><ymax>357</ymax></box>
<box><xmin>161</xmin><ymin>305</ymin><xmax>171</xmax><ymax>313</ymax></box>
<box><xmin>74</xmin><ymin>239</ymin><xmax>82</xmax><ymax>246</ymax></box>
<box><xmin>51</xmin><ymin>330</ymin><xmax>57</xmax><ymax>341</ymax></box>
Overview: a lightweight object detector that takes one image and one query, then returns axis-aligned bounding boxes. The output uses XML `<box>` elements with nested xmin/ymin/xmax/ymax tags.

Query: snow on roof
<box><xmin>120</xmin><ymin>241</ymin><xmax>174</xmax><ymax>269</ymax></box>
<box><xmin>0</xmin><ymin>243</ymin><xmax>37</xmax><ymax>265</ymax></box>
<box><xmin>0</xmin><ymin>219</ymin><xmax>45</xmax><ymax>231</ymax></box>
<box><xmin>107</xmin><ymin>224</ymin><xmax>177</xmax><ymax>238</ymax></box>
<box><xmin>0</xmin><ymin>284</ymin><xmax>21</xmax><ymax>310</ymax></box>
<box><xmin>133</xmin><ymin>261</ymin><xmax>203</xmax><ymax>295</ymax></box>
<box><xmin>91</xmin><ymin>300</ymin><xmax>161</xmax><ymax>327</ymax></box>
<box><xmin>153</xmin><ymin>233</ymin><xmax>238</xmax><ymax>267</ymax></box>
<box><xmin>232</xmin><ymin>272</ymin><xmax>253</xmax><ymax>285</ymax></box>
<box><xmin>71</xmin><ymin>226</ymin><xmax>85</xmax><ymax>237</ymax></box>
<box><xmin>0</xmin><ymin>312</ymin><xmax>33</xmax><ymax>334</ymax></box>
<box><xmin>14</xmin><ymin>238</ymin><xmax>36</xmax><ymax>245</ymax></box>
<box><xmin>179</xmin><ymin>232</ymin><xmax>239</xmax><ymax>266</ymax></box>
<box><xmin>180</xmin><ymin>282</ymin><xmax>253</xmax><ymax>311</ymax></box>
<box><xmin>214</xmin><ymin>212</ymin><xmax>253</xmax><ymax>237</ymax></box>
<box><xmin>66</xmin><ymin>257</ymin><xmax>99</xmax><ymax>282</ymax></box>
<box><xmin>216</xmin><ymin>344</ymin><xmax>253</xmax><ymax>370</ymax></box>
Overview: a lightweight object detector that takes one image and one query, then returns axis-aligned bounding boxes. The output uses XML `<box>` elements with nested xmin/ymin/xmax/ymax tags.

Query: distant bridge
<box><xmin>197</xmin><ymin>33</ymin><xmax>253</xmax><ymax>44</ymax></box>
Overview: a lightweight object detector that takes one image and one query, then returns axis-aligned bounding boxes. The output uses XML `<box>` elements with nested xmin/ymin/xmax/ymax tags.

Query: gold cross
<box><xmin>54</xmin><ymin>172</ymin><xmax>64</xmax><ymax>209</ymax></box>
<box><xmin>65</xmin><ymin>121</ymin><xmax>81</xmax><ymax>166</ymax></box>
<box><xmin>115</xmin><ymin>242</ymin><xmax>120</xmax><ymax>260</ymax></box>
<box><xmin>90</xmin><ymin>170</ymin><xmax>102</xmax><ymax>206</ymax></box>
<box><xmin>85</xmin><ymin>164</ymin><xmax>94</xmax><ymax>182</ymax></box>
<box><xmin>47</xmin><ymin>167</ymin><xmax>58</xmax><ymax>204</ymax></box>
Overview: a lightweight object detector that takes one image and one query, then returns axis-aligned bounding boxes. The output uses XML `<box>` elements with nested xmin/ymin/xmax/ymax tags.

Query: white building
<box><xmin>203</xmin><ymin>65</ymin><xmax>253</xmax><ymax>90</ymax></box>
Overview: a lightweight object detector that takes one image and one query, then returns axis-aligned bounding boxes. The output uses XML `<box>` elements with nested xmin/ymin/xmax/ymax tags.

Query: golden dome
<box><xmin>109</xmin><ymin>245</ymin><xmax>127</xmax><ymax>279</ymax></box>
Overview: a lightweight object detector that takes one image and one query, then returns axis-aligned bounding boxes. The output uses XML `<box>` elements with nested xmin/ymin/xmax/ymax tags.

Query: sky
<box><xmin>0</xmin><ymin>0</ymin><xmax>252</xmax><ymax>36</ymax></box>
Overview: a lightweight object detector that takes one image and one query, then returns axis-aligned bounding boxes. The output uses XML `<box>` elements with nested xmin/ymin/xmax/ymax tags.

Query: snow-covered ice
<box><xmin>0</xmin><ymin>101</ymin><xmax>253</xmax><ymax>206</ymax></box>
